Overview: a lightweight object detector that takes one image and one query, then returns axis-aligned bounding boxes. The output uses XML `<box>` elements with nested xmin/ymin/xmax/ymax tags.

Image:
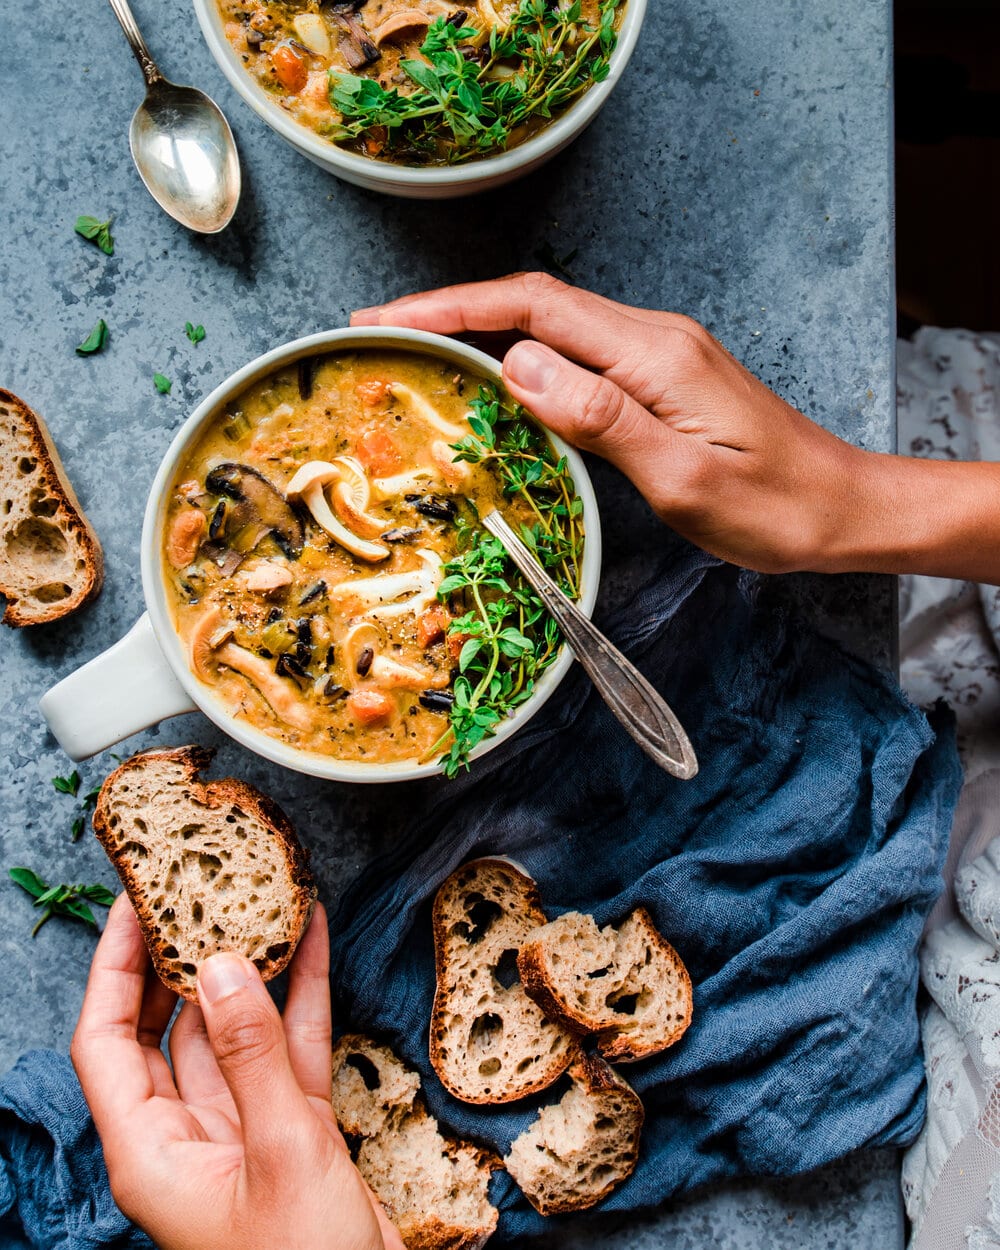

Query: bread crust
<box><xmin>0</xmin><ymin>388</ymin><xmax>103</xmax><ymax>626</ymax></box>
<box><xmin>518</xmin><ymin>907</ymin><xmax>693</xmax><ymax>1063</ymax></box>
<box><xmin>93</xmin><ymin>746</ymin><xmax>315</xmax><ymax>1001</ymax></box>
<box><xmin>429</xmin><ymin>858</ymin><xmax>574</xmax><ymax>1104</ymax></box>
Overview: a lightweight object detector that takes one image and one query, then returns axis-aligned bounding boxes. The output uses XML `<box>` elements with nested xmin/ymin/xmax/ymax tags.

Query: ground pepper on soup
<box><xmin>163</xmin><ymin>350</ymin><xmax>584</xmax><ymax>772</ymax></box>
<box><xmin>215</xmin><ymin>0</ymin><xmax>627</xmax><ymax>166</ymax></box>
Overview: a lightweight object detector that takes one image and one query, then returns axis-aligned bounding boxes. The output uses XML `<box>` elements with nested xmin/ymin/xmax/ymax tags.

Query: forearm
<box><xmin>827</xmin><ymin>451</ymin><xmax>1000</xmax><ymax>585</ymax></box>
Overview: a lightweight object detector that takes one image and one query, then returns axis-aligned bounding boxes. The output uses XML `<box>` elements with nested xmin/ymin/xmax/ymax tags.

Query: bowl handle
<box><xmin>39</xmin><ymin>613</ymin><xmax>197</xmax><ymax>761</ymax></box>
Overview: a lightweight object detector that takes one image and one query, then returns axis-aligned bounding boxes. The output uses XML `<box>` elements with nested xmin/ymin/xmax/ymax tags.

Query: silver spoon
<box><xmin>107</xmin><ymin>0</ymin><xmax>241</xmax><ymax>234</ymax></box>
<box><xmin>483</xmin><ymin>510</ymin><xmax>699</xmax><ymax>780</ymax></box>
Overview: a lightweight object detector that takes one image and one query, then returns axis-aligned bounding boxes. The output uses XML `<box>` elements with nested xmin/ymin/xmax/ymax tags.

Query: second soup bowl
<box><xmin>40</xmin><ymin>328</ymin><xmax>601</xmax><ymax>784</ymax></box>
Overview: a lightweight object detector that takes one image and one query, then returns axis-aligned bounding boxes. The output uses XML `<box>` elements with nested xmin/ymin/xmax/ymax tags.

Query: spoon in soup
<box><xmin>107</xmin><ymin>0</ymin><xmax>241</xmax><ymax>234</ymax></box>
<box><xmin>482</xmin><ymin>510</ymin><xmax>699</xmax><ymax>781</ymax></box>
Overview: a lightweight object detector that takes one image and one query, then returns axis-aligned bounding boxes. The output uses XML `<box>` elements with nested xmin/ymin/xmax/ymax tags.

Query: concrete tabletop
<box><xmin>0</xmin><ymin>0</ymin><xmax>901</xmax><ymax>1246</ymax></box>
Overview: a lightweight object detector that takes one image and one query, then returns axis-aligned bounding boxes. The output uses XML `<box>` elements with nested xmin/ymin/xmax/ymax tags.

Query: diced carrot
<box><xmin>417</xmin><ymin>605</ymin><xmax>451</xmax><ymax>649</ymax></box>
<box><xmin>356</xmin><ymin>429</ymin><xmax>402</xmax><ymax>476</ymax></box>
<box><xmin>272</xmin><ymin>44</ymin><xmax>307</xmax><ymax>93</ymax></box>
<box><xmin>356</xmin><ymin>378</ymin><xmax>391</xmax><ymax>407</ymax></box>
<box><xmin>446</xmin><ymin>632</ymin><xmax>472</xmax><ymax>664</ymax></box>
<box><xmin>347</xmin><ymin>690</ymin><xmax>395</xmax><ymax>725</ymax></box>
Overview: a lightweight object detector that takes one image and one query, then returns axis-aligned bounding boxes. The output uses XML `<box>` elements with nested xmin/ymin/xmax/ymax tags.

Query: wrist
<box><xmin>822</xmin><ymin>449</ymin><xmax>1000</xmax><ymax>583</ymax></box>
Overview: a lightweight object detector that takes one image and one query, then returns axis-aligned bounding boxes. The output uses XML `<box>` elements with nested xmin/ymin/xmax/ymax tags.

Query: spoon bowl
<box><xmin>129</xmin><ymin>79</ymin><xmax>241</xmax><ymax>234</ymax></box>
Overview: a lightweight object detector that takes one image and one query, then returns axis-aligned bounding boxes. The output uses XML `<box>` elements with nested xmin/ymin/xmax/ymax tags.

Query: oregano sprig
<box><xmin>9</xmin><ymin>868</ymin><xmax>115</xmax><ymax>937</ymax></box>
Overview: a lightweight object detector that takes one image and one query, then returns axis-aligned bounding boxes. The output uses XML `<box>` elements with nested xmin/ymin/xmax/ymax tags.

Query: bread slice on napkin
<box><xmin>93</xmin><ymin>746</ymin><xmax>315</xmax><ymax>1001</ymax></box>
<box><xmin>518</xmin><ymin>908</ymin><xmax>693</xmax><ymax>1062</ymax></box>
<box><xmin>430</xmin><ymin>858</ymin><xmax>575</xmax><ymax>1104</ymax></box>
<box><xmin>332</xmin><ymin>1034</ymin><xmax>500</xmax><ymax>1250</ymax></box>
<box><xmin>0</xmin><ymin>388</ymin><xmax>103</xmax><ymax>626</ymax></box>
<box><xmin>505</xmin><ymin>1051</ymin><xmax>644</xmax><ymax>1215</ymax></box>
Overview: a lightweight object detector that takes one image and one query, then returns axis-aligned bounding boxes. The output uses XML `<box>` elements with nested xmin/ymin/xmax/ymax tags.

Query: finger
<box><xmin>501</xmin><ymin>340</ymin><xmax>703</xmax><ymax>509</ymax></box>
<box><xmin>197</xmin><ymin>953</ymin><xmax>314</xmax><ymax>1170</ymax></box>
<box><xmin>72</xmin><ymin>895</ymin><xmax>167</xmax><ymax>1132</ymax></box>
<box><xmin>170</xmin><ymin>1001</ymin><xmax>232</xmax><ymax>1108</ymax></box>
<box><xmin>282</xmin><ymin>904</ymin><xmax>333</xmax><ymax>1101</ymax></box>
<box><xmin>351</xmin><ymin>272</ymin><xmax>668</xmax><ymax>373</ymax></box>
<box><xmin>136</xmin><ymin>966</ymin><xmax>181</xmax><ymax>1100</ymax></box>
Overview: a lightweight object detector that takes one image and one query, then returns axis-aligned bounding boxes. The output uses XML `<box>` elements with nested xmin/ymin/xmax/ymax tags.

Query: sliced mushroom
<box><xmin>477</xmin><ymin>0</ymin><xmax>508</xmax><ymax>27</ymax></box>
<box><xmin>372</xmin><ymin>9</ymin><xmax>432</xmax><ymax>46</ymax></box>
<box><xmin>388</xmin><ymin>382</ymin><xmax>470</xmax><ymax>441</ymax></box>
<box><xmin>328</xmin><ymin>456</ymin><xmax>386</xmax><ymax>538</ymax></box>
<box><xmin>371</xmin><ymin>467</ymin><xmax>437</xmax><ymax>499</ymax></box>
<box><xmin>239</xmin><ymin>560</ymin><xmax>294</xmax><ymax>595</ymax></box>
<box><xmin>205</xmin><ymin>463</ymin><xmax>304</xmax><ymax>558</ymax></box>
<box><xmin>430</xmin><ymin>439</ymin><xmax>471</xmax><ymax>487</ymax></box>
<box><xmin>331</xmin><ymin>9</ymin><xmax>380</xmax><ymax>68</ymax></box>
<box><xmin>215</xmin><ymin>641</ymin><xmax>313</xmax><ymax>732</ymax></box>
<box><xmin>329</xmin><ymin>549</ymin><xmax>443</xmax><ymax>620</ymax></box>
<box><xmin>166</xmin><ymin>507</ymin><xmax>207</xmax><ymax>569</ymax></box>
<box><xmin>189</xmin><ymin>605</ymin><xmax>235</xmax><ymax>680</ymax></box>
<box><xmin>341</xmin><ymin>621</ymin><xmax>438</xmax><ymax>692</ymax></box>
<box><xmin>286</xmin><ymin>461</ymin><xmax>389</xmax><ymax>563</ymax></box>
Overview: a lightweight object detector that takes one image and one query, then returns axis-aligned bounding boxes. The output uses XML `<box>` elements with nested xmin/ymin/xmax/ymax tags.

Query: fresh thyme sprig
<box><xmin>429</xmin><ymin>383</ymin><xmax>583</xmax><ymax>777</ymax></box>
<box><xmin>328</xmin><ymin>0</ymin><xmax>623</xmax><ymax>165</ymax></box>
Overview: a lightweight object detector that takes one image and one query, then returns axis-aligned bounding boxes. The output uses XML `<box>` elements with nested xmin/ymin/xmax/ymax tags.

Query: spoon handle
<box><xmin>482</xmin><ymin>510</ymin><xmax>699</xmax><ymax>780</ymax></box>
<box><xmin>107</xmin><ymin>0</ymin><xmax>162</xmax><ymax>85</ymax></box>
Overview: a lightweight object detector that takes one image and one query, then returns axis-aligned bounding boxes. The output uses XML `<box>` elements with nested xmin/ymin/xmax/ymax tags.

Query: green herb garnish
<box><xmin>328</xmin><ymin>0</ymin><xmax>623</xmax><ymax>165</ymax></box>
<box><xmin>52</xmin><ymin>771</ymin><xmax>81</xmax><ymax>797</ymax></box>
<box><xmin>74</xmin><ymin>216</ymin><xmax>114</xmax><ymax>256</ymax></box>
<box><xmin>9</xmin><ymin>868</ymin><xmax>115</xmax><ymax>937</ymax></box>
<box><xmin>534</xmin><ymin>240</ymin><xmax>579</xmax><ymax>281</ymax></box>
<box><xmin>185</xmin><ymin>322</ymin><xmax>206</xmax><ymax>344</ymax></box>
<box><xmin>430</xmin><ymin>383</ymin><xmax>583</xmax><ymax>777</ymax></box>
<box><xmin>76</xmin><ymin>320</ymin><xmax>108</xmax><ymax>356</ymax></box>
<box><xmin>153</xmin><ymin>373</ymin><xmax>172</xmax><ymax>394</ymax></box>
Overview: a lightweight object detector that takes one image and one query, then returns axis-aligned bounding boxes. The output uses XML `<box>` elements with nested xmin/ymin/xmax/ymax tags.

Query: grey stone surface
<box><xmin>0</xmin><ymin>0</ymin><xmax>901</xmax><ymax>1247</ymax></box>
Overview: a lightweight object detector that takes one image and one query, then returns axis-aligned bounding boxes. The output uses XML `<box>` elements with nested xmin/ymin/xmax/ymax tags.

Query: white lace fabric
<box><xmin>897</xmin><ymin>329</ymin><xmax>1000</xmax><ymax>1250</ymax></box>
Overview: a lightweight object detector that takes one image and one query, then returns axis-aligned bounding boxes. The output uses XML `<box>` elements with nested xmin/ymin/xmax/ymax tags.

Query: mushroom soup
<box><xmin>215</xmin><ymin>0</ymin><xmax>627</xmax><ymax>166</ymax></box>
<box><xmin>163</xmin><ymin>350</ymin><xmax>584</xmax><ymax>772</ymax></box>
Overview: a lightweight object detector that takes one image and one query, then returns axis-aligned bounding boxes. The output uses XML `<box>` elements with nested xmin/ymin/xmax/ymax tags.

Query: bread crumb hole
<box><xmin>345</xmin><ymin>1052</ymin><xmax>382</xmax><ymax>1090</ymax></box>
<box><xmin>468</xmin><ymin>1012</ymin><xmax>503</xmax><ymax>1052</ymax></box>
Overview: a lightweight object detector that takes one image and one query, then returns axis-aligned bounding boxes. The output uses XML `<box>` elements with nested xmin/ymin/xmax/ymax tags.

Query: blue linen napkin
<box><xmin>0</xmin><ymin>537</ymin><xmax>961</xmax><ymax>1247</ymax></box>
<box><xmin>326</xmin><ymin>540</ymin><xmax>962</xmax><ymax>1242</ymax></box>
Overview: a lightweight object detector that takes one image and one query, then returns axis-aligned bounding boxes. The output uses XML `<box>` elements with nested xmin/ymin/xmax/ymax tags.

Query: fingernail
<box><xmin>505</xmin><ymin>342</ymin><xmax>559</xmax><ymax>394</ymax></box>
<box><xmin>350</xmin><ymin>307</ymin><xmax>382</xmax><ymax>326</ymax></box>
<box><xmin>199</xmin><ymin>952</ymin><xmax>253</xmax><ymax>1005</ymax></box>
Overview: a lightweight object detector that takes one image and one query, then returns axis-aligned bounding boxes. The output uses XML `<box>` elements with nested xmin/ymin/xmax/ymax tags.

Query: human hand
<box><xmin>351</xmin><ymin>273</ymin><xmax>899</xmax><ymax>577</ymax></box>
<box><xmin>72</xmin><ymin>896</ymin><xmax>404</xmax><ymax>1250</ymax></box>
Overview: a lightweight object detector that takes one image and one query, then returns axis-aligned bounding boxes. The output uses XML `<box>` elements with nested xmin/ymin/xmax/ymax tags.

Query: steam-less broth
<box><xmin>163</xmin><ymin>350</ymin><xmax>583</xmax><ymax>770</ymax></box>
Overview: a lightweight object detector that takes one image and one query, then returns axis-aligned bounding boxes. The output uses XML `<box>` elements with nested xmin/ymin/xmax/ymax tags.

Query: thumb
<box><xmin>197</xmin><ymin>953</ymin><xmax>312</xmax><ymax>1163</ymax></box>
<box><xmin>502</xmin><ymin>340</ymin><xmax>687</xmax><ymax>505</ymax></box>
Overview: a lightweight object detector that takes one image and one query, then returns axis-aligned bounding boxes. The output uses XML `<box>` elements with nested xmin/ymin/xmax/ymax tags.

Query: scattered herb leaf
<box><xmin>534</xmin><ymin>241</ymin><xmax>579</xmax><ymax>281</ymax></box>
<box><xmin>81</xmin><ymin>787</ymin><xmax>101</xmax><ymax>809</ymax></box>
<box><xmin>76</xmin><ymin>319</ymin><xmax>108</xmax><ymax>356</ymax></box>
<box><xmin>327</xmin><ymin>0</ymin><xmax>624</xmax><ymax>166</ymax></box>
<box><xmin>153</xmin><ymin>373</ymin><xmax>172</xmax><ymax>394</ymax></box>
<box><xmin>185</xmin><ymin>322</ymin><xmax>206</xmax><ymax>345</ymax></box>
<box><xmin>74</xmin><ymin>216</ymin><xmax>115</xmax><ymax>256</ymax></box>
<box><xmin>52</xmin><ymin>771</ymin><xmax>81</xmax><ymax>797</ymax></box>
<box><xmin>71</xmin><ymin>816</ymin><xmax>85</xmax><ymax>842</ymax></box>
<box><xmin>9</xmin><ymin>868</ymin><xmax>115</xmax><ymax>937</ymax></box>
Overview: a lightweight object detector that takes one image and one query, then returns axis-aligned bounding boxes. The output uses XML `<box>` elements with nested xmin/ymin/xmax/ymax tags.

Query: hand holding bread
<box><xmin>72</xmin><ymin>896</ymin><xmax>403</xmax><ymax>1250</ymax></box>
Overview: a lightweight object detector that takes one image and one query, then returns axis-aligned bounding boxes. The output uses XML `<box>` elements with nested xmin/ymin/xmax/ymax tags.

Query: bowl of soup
<box><xmin>39</xmin><ymin>329</ymin><xmax>601</xmax><ymax>784</ymax></box>
<box><xmin>191</xmin><ymin>0</ymin><xmax>647</xmax><ymax>198</ymax></box>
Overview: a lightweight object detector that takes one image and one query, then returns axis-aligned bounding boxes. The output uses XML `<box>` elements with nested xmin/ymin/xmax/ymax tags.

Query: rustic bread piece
<box><xmin>0</xmin><ymin>388</ymin><xmax>103</xmax><ymax>626</ymax></box>
<box><xmin>93</xmin><ymin>746</ymin><xmax>315</xmax><ymax>1001</ymax></box>
<box><xmin>505</xmin><ymin>1052</ymin><xmax>644</xmax><ymax>1216</ymax></box>
<box><xmin>430</xmin><ymin>859</ymin><xmax>575</xmax><ymax>1104</ymax></box>
<box><xmin>518</xmin><ymin>908</ymin><xmax>693</xmax><ymax>1062</ymax></box>
<box><xmin>331</xmin><ymin>1034</ymin><xmax>499</xmax><ymax>1250</ymax></box>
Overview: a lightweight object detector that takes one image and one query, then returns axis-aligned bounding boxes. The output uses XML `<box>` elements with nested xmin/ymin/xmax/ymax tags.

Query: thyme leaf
<box><xmin>153</xmin><ymin>372</ymin><xmax>172</xmax><ymax>394</ymax></box>
<box><xmin>76</xmin><ymin>320</ymin><xmax>108</xmax><ymax>356</ymax></box>
<box><xmin>75</xmin><ymin>215</ymin><xmax>115</xmax><ymax>256</ymax></box>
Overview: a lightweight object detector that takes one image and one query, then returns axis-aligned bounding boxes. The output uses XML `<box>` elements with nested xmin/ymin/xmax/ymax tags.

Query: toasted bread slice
<box><xmin>93</xmin><ymin>746</ymin><xmax>315</xmax><ymax>1001</ymax></box>
<box><xmin>0</xmin><ymin>388</ymin><xmax>103</xmax><ymax>626</ymax></box>
<box><xmin>332</xmin><ymin>1035</ymin><xmax>499</xmax><ymax>1250</ymax></box>
<box><xmin>430</xmin><ymin>859</ymin><xmax>575</xmax><ymax>1104</ymax></box>
<box><xmin>518</xmin><ymin>908</ymin><xmax>693</xmax><ymax>1062</ymax></box>
<box><xmin>505</xmin><ymin>1052</ymin><xmax>644</xmax><ymax>1216</ymax></box>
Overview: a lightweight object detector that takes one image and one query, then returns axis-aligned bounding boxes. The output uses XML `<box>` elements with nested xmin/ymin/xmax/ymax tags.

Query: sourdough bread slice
<box><xmin>505</xmin><ymin>1052</ymin><xmax>644</xmax><ymax>1216</ymax></box>
<box><xmin>430</xmin><ymin>859</ymin><xmax>575</xmax><ymax>1104</ymax></box>
<box><xmin>0</xmin><ymin>388</ymin><xmax>103</xmax><ymax>626</ymax></box>
<box><xmin>517</xmin><ymin>908</ymin><xmax>693</xmax><ymax>1062</ymax></box>
<box><xmin>331</xmin><ymin>1034</ymin><xmax>500</xmax><ymax>1250</ymax></box>
<box><xmin>93</xmin><ymin>746</ymin><xmax>315</xmax><ymax>1001</ymax></box>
